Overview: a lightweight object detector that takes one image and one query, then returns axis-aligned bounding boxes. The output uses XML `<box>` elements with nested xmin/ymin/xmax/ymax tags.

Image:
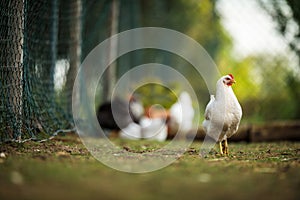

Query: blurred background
<box><xmin>1</xmin><ymin>0</ymin><xmax>300</xmax><ymax>142</ymax></box>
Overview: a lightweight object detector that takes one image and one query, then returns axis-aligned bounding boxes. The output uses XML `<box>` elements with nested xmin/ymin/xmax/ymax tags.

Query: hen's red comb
<box><xmin>228</xmin><ymin>74</ymin><xmax>234</xmax><ymax>79</ymax></box>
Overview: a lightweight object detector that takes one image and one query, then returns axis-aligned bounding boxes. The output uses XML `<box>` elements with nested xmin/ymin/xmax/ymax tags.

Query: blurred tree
<box><xmin>141</xmin><ymin>0</ymin><xmax>226</xmax><ymax>59</ymax></box>
<box><xmin>102</xmin><ymin>0</ymin><xmax>119</xmax><ymax>101</ymax></box>
<box><xmin>81</xmin><ymin>0</ymin><xmax>111</xmax><ymax>60</ymax></box>
<box><xmin>85</xmin><ymin>0</ymin><xmax>229</xmax><ymax>111</ymax></box>
<box><xmin>258</xmin><ymin>0</ymin><xmax>300</xmax><ymax>66</ymax></box>
<box><xmin>254</xmin><ymin>56</ymin><xmax>295</xmax><ymax>120</ymax></box>
<box><xmin>0</xmin><ymin>0</ymin><xmax>24</xmax><ymax>137</ymax></box>
<box><xmin>59</xmin><ymin>0</ymin><xmax>82</xmax><ymax>114</ymax></box>
<box><xmin>258</xmin><ymin>0</ymin><xmax>300</xmax><ymax>120</ymax></box>
<box><xmin>134</xmin><ymin>83</ymin><xmax>178</xmax><ymax>109</ymax></box>
<box><xmin>139</xmin><ymin>0</ymin><xmax>230</xmax><ymax>112</ymax></box>
<box><xmin>286</xmin><ymin>71</ymin><xmax>300</xmax><ymax>118</ymax></box>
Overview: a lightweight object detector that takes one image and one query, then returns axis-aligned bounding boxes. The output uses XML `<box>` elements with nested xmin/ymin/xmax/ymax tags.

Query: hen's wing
<box><xmin>225</xmin><ymin>108</ymin><xmax>242</xmax><ymax>138</ymax></box>
<box><xmin>204</xmin><ymin>95</ymin><xmax>215</xmax><ymax>120</ymax></box>
<box><xmin>202</xmin><ymin>95</ymin><xmax>215</xmax><ymax>134</ymax></box>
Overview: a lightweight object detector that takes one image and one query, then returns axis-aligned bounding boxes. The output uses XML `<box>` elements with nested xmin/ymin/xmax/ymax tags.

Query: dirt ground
<box><xmin>0</xmin><ymin>134</ymin><xmax>299</xmax><ymax>200</ymax></box>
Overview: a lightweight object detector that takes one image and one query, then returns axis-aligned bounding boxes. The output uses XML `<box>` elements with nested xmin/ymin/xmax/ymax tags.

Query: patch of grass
<box><xmin>0</xmin><ymin>135</ymin><xmax>299</xmax><ymax>200</ymax></box>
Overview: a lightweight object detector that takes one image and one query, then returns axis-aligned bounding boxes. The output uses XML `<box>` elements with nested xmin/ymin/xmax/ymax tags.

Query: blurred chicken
<box><xmin>97</xmin><ymin>96</ymin><xmax>143</xmax><ymax>137</ymax></box>
<box><xmin>129</xmin><ymin>95</ymin><xmax>144</xmax><ymax>124</ymax></box>
<box><xmin>169</xmin><ymin>91</ymin><xmax>194</xmax><ymax>137</ymax></box>
<box><xmin>100</xmin><ymin>92</ymin><xmax>194</xmax><ymax>142</ymax></box>
<box><xmin>202</xmin><ymin>74</ymin><xmax>242</xmax><ymax>156</ymax></box>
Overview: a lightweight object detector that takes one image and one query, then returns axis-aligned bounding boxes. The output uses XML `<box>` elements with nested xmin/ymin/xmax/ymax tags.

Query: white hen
<box><xmin>202</xmin><ymin>74</ymin><xmax>242</xmax><ymax>156</ymax></box>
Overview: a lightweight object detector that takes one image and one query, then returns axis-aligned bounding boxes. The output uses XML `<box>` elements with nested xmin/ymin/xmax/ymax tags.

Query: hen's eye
<box><xmin>225</xmin><ymin>77</ymin><xmax>230</xmax><ymax>81</ymax></box>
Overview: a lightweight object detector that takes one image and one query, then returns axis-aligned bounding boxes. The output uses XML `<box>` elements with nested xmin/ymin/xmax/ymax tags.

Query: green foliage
<box><xmin>219</xmin><ymin>57</ymin><xmax>261</xmax><ymax>101</ymax></box>
<box><xmin>133</xmin><ymin>82</ymin><xmax>179</xmax><ymax>109</ymax></box>
<box><xmin>250</xmin><ymin>56</ymin><xmax>300</xmax><ymax>120</ymax></box>
<box><xmin>258</xmin><ymin>0</ymin><xmax>300</xmax><ymax>66</ymax></box>
<box><xmin>141</xmin><ymin>0</ymin><xmax>227</xmax><ymax>59</ymax></box>
<box><xmin>218</xmin><ymin>53</ymin><xmax>300</xmax><ymax>121</ymax></box>
<box><xmin>286</xmin><ymin>70</ymin><xmax>300</xmax><ymax>118</ymax></box>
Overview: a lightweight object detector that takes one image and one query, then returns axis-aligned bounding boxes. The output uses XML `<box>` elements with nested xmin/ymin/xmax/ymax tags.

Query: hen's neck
<box><xmin>215</xmin><ymin>80</ymin><xmax>235</xmax><ymax>101</ymax></box>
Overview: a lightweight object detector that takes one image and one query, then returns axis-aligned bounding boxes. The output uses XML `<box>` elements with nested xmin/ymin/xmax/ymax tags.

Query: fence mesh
<box><xmin>0</xmin><ymin>0</ymin><xmax>77</xmax><ymax>142</ymax></box>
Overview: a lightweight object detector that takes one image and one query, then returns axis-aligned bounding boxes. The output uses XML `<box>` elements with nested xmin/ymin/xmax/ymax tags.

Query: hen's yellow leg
<box><xmin>219</xmin><ymin>141</ymin><xmax>224</xmax><ymax>155</ymax></box>
<box><xmin>224</xmin><ymin>139</ymin><xmax>229</xmax><ymax>156</ymax></box>
<box><xmin>219</xmin><ymin>139</ymin><xmax>229</xmax><ymax>156</ymax></box>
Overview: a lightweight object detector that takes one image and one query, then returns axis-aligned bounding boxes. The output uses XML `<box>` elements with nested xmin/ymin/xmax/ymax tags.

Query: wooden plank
<box><xmin>250</xmin><ymin>121</ymin><xmax>300</xmax><ymax>142</ymax></box>
<box><xmin>184</xmin><ymin>121</ymin><xmax>300</xmax><ymax>142</ymax></box>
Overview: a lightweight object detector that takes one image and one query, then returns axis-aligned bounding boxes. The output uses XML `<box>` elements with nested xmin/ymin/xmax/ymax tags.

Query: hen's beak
<box><xmin>231</xmin><ymin>79</ymin><xmax>236</xmax><ymax>84</ymax></box>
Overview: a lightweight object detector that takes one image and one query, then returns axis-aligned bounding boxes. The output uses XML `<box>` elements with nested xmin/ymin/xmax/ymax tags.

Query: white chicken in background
<box><xmin>129</xmin><ymin>95</ymin><xmax>144</xmax><ymax>124</ymax></box>
<box><xmin>169</xmin><ymin>92</ymin><xmax>194</xmax><ymax>136</ymax></box>
<box><xmin>120</xmin><ymin>92</ymin><xmax>194</xmax><ymax>142</ymax></box>
<box><xmin>202</xmin><ymin>74</ymin><xmax>242</xmax><ymax>156</ymax></box>
<box><xmin>119</xmin><ymin>122</ymin><xmax>141</xmax><ymax>140</ymax></box>
<box><xmin>120</xmin><ymin>96</ymin><xmax>168</xmax><ymax>142</ymax></box>
<box><xmin>140</xmin><ymin>117</ymin><xmax>168</xmax><ymax>142</ymax></box>
<box><xmin>120</xmin><ymin>117</ymin><xmax>168</xmax><ymax>142</ymax></box>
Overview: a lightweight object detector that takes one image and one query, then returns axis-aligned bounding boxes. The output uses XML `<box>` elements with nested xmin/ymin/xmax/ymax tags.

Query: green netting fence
<box><xmin>0</xmin><ymin>0</ymin><xmax>144</xmax><ymax>143</ymax></box>
<box><xmin>0</xmin><ymin>0</ymin><xmax>81</xmax><ymax>142</ymax></box>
